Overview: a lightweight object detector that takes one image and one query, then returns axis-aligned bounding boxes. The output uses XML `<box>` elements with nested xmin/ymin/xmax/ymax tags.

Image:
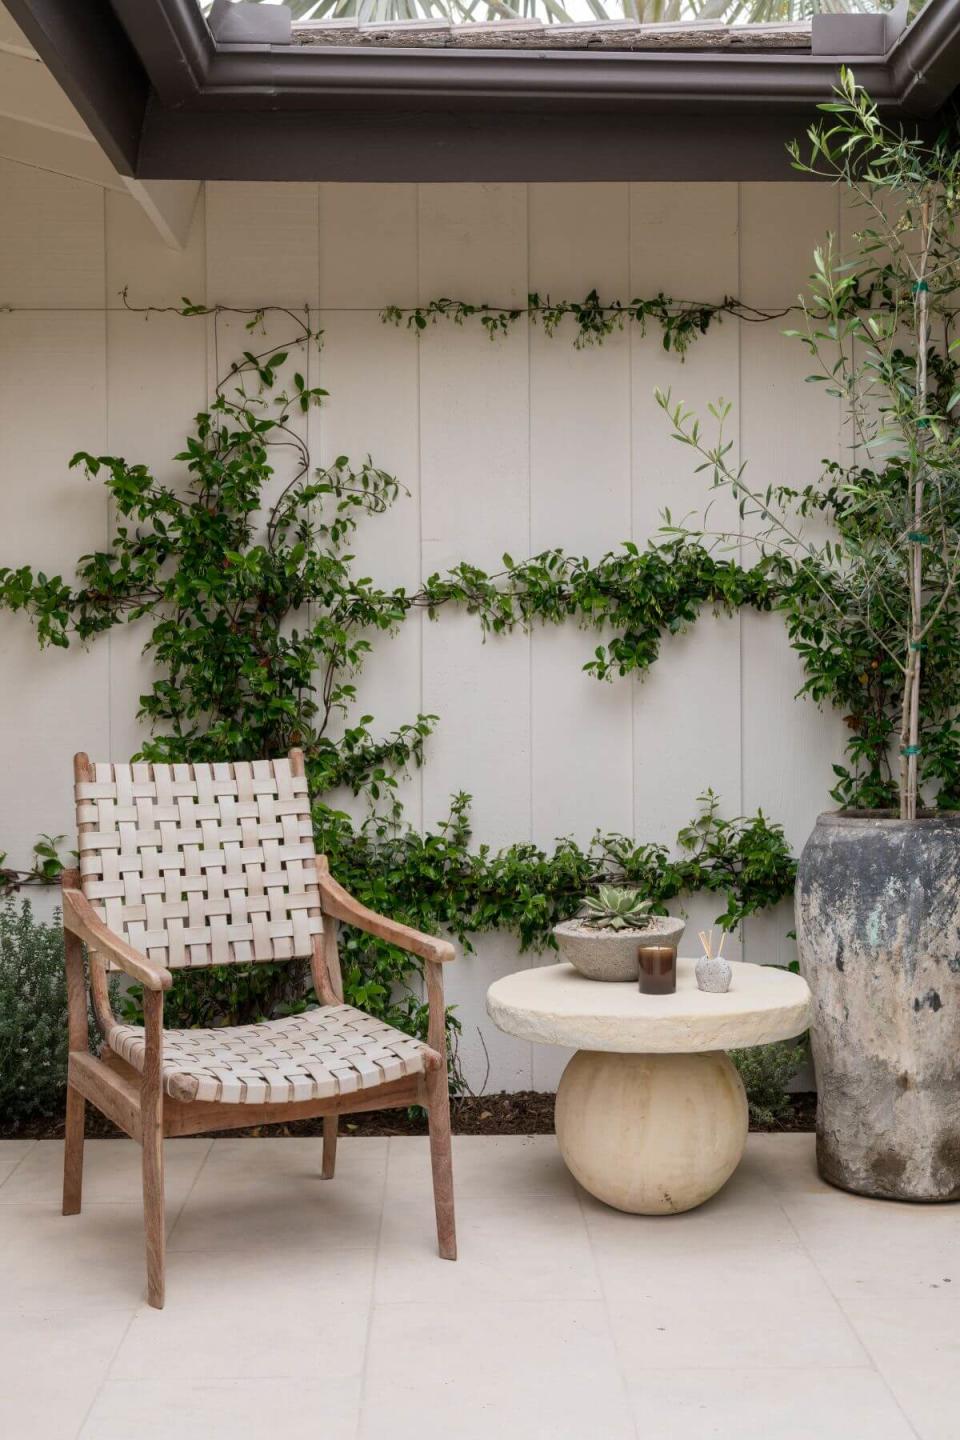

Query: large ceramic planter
<box><xmin>553</xmin><ymin>916</ymin><xmax>685</xmax><ymax>983</ymax></box>
<box><xmin>796</xmin><ymin>810</ymin><xmax>960</xmax><ymax>1201</ymax></box>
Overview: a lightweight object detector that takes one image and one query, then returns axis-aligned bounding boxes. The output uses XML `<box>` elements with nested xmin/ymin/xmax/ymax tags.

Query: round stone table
<box><xmin>486</xmin><ymin>958</ymin><xmax>811</xmax><ymax>1215</ymax></box>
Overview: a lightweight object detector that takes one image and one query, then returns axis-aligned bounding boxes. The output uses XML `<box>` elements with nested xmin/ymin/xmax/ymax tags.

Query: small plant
<box><xmin>730</xmin><ymin>1039</ymin><xmax>807</xmax><ymax>1129</ymax></box>
<box><xmin>0</xmin><ymin>897</ymin><xmax>104</xmax><ymax>1130</ymax></box>
<box><xmin>578</xmin><ymin>887</ymin><xmax>655</xmax><ymax>932</ymax></box>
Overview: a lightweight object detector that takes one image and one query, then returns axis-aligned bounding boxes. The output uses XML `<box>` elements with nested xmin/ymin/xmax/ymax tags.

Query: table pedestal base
<box><xmin>555</xmin><ymin>1049</ymin><xmax>748</xmax><ymax>1214</ymax></box>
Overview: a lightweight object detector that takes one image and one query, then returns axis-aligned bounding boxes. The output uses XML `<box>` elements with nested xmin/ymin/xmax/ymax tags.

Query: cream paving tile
<box><xmin>579</xmin><ymin>1157</ymin><xmax>794</xmax><ymax>1264</ymax></box>
<box><xmin>169</xmin><ymin>1172</ymin><xmax>384</xmax><ymax>1254</ymax></box>
<box><xmin>782</xmin><ymin>1192</ymin><xmax>960</xmax><ymax>1302</ymax></box>
<box><xmin>111</xmin><ymin>1287</ymin><xmax>369</xmax><ymax>1381</ymax></box>
<box><xmin>626</xmin><ymin>1367</ymin><xmax>916</xmax><ymax>1439</ymax></box>
<box><xmin>81</xmin><ymin>1376</ymin><xmax>361</xmax><ymax>1440</ymax></box>
<box><xmin>604</xmin><ymin>1248</ymin><xmax>869</xmax><ymax>1370</ymax></box>
<box><xmin>0</xmin><ymin>1139</ymin><xmax>37</xmax><ymax>1185</ymax></box>
<box><xmin>385</xmin><ymin>1133</ymin><xmax>575</xmax><ymax>1201</ymax></box>
<box><xmin>374</xmin><ymin>1191</ymin><xmax>601</xmax><ymax>1305</ymax></box>
<box><xmin>203</xmin><ymin>1134</ymin><xmax>388</xmax><ymax>1183</ymax></box>
<box><xmin>0</xmin><ymin>1204</ymin><xmax>166</xmax><ymax>1314</ymax></box>
<box><xmin>0</xmin><ymin>1138</ymin><xmax>212</xmax><ymax>1208</ymax></box>
<box><xmin>360</xmin><ymin>1299</ymin><xmax>634</xmax><ymax>1440</ymax></box>
<box><xmin>0</xmin><ymin>1306</ymin><xmax>134</xmax><ymax>1440</ymax></box>
<box><xmin>140</xmin><ymin>1233</ymin><xmax>376</xmax><ymax>1310</ymax></box>
<box><xmin>839</xmin><ymin>1294</ymin><xmax>960</xmax><ymax>1440</ymax></box>
<box><xmin>738</xmin><ymin>1132</ymin><xmax>828</xmax><ymax>1197</ymax></box>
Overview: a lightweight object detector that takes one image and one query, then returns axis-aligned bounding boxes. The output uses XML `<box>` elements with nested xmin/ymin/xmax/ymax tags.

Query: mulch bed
<box><xmin>2</xmin><ymin>1090</ymin><xmax>816</xmax><ymax>1141</ymax></box>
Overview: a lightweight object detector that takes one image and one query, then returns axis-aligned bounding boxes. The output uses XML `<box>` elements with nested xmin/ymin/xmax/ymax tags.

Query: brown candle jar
<box><xmin>638</xmin><ymin>944</ymin><xmax>677</xmax><ymax>995</ymax></box>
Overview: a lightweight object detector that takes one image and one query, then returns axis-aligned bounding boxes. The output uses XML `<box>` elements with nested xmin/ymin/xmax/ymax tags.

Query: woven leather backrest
<box><xmin>75</xmin><ymin>757</ymin><xmax>323</xmax><ymax>969</ymax></box>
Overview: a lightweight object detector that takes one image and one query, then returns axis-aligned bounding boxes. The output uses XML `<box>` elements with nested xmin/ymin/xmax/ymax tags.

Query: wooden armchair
<box><xmin>62</xmin><ymin>750</ymin><xmax>456</xmax><ymax>1308</ymax></box>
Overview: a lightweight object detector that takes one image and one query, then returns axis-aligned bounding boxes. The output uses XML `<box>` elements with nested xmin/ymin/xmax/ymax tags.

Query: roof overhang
<box><xmin>5</xmin><ymin>0</ymin><xmax>960</xmax><ymax>182</ymax></box>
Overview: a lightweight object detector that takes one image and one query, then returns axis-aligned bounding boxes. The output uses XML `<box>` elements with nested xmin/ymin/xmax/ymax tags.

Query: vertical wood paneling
<box><xmin>418</xmin><ymin>184</ymin><xmax>530</xmax><ymax>846</ymax></box>
<box><xmin>527</xmin><ymin>182</ymin><xmax>633</xmax><ymax>849</ymax></box>
<box><xmin>205</xmin><ymin>185</ymin><xmax>320</xmax><ymax>520</ymax></box>
<box><xmin>0</xmin><ymin>165</ymin><xmax>865</xmax><ymax>1084</ymax></box>
<box><xmin>0</xmin><ymin>303</ymin><xmax>108</xmax><ymax>860</ymax></box>
<box><xmin>105</xmin><ymin>187</ymin><xmax>205</xmax><ymax>309</ymax></box>
<box><xmin>417</xmin><ymin>183</ymin><xmax>532</xmax><ymax>1091</ymax></box>
<box><xmin>318</xmin><ymin>184</ymin><xmax>423</xmax><ymax>824</ymax></box>
<box><xmin>204</xmin><ymin>183</ymin><xmax>320</xmax><ymax>308</ymax></box>
<box><xmin>527</xmin><ymin>183</ymin><xmax>633</xmax><ymax>1087</ymax></box>
<box><xmin>630</xmin><ymin>184</ymin><xmax>742</xmax><ymax>861</ymax></box>
<box><xmin>0</xmin><ymin>158</ymin><xmax>103</xmax><ymax>307</ymax></box>
<box><xmin>739</xmin><ymin>181</ymin><xmax>847</xmax><ymax>965</ymax></box>
<box><xmin>104</xmin><ymin>189</ymin><xmax>208</xmax><ymax>762</ymax></box>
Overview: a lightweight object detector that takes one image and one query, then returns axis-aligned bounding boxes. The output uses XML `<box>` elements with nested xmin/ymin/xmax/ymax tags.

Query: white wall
<box><xmin>0</xmin><ymin>164</ymin><xmax>848</xmax><ymax>1090</ymax></box>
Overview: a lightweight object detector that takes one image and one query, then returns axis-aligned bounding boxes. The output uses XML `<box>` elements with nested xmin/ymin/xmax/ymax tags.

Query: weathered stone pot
<box><xmin>796</xmin><ymin>810</ymin><xmax>960</xmax><ymax>1202</ymax></box>
<box><xmin>553</xmin><ymin>917</ymin><xmax>686</xmax><ymax>983</ymax></box>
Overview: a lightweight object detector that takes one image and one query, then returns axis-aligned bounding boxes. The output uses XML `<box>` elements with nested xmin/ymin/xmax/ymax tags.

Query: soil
<box><xmin>3</xmin><ymin>1090</ymin><xmax>817</xmax><ymax>1141</ymax></box>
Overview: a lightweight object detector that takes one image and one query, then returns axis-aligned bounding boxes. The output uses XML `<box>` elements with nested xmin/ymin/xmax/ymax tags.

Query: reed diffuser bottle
<box><xmin>696</xmin><ymin>930</ymin><xmax>732</xmax><ymax>993</ymax></box>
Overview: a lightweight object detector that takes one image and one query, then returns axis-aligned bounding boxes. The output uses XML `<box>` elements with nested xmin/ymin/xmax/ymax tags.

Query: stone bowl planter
<box><xmin>553</xmin><ymin>916</ymin><xmax>686</xmax><ymax>983</ymax></box>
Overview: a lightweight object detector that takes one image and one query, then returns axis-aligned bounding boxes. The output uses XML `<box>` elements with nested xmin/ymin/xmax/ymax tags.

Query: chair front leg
<box><xmin>424</xmin><ymin>959</ymin><xmax>456</xmax><ymax>1261</ymax></box>
<box><xmin>141</xmin><ymin>989</ymin><xmax>166</xmax><ymax>1309</ymax></box>
<box><xmin>62</xmin><ymin>926</ymin><xmax>88</xmax><ymax>1216</ymax></box>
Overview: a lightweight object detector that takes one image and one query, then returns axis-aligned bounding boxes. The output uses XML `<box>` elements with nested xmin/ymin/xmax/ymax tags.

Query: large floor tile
<box><xmin>374</xmin><ymin>1191</ymin><xmax>601</xmax><ymax>1304</ymax></box>
<box><xmin>840</xmin><ymin>1293</ymin><xmax>960</xmax><ymax>1440</ymax></box>
<box><xmin>739</xmin><ymin>1133</ymin><xmax>827</xmax><ymax>1197</ymax></box>
<box><xmin>783</xmin><ymin>1192</ymin><xmax>960</xmax><ymax>1302</ymax></box>
<box><xmin>360</xmin><ymin>1299</ymin><xmax>634</xmax><ymax>1440</ymax></box>
<box><xmin>202</xmin><ymin>1134</ymin><xmax>388</xmax><ymax>1186</ymax></box>
<box><xmin>580</xmin><ymin>1158</ymin><xmax>796</xmax><ymax>1267</ymax></box>
<box><xmin>81</xmin><ymin>1376</ymin><xmax>361</xmax><ymax>1440</ymax></box>
<box><xmin>0</xmin><ymin>1204</ymin><xmax>160</xmax><ymax>1313</ymax></box>
<box><xmin>0</xmin><ymin>1306</ymin><xmax>133</xmax><ymax>1440</ymax></box>
<box><xmin>110</xmin><ymin>1296</ymin><xmax>371</xmax><ymax>1382</ymax></box>
<box><xmin>385</xmin><ymin>1134</ymin><xmax>575</xmax><ymax>1201</ymax></box>
<box><xmin>626</xmin><ymin>1367</ymin><xmax>916</xmax><ymax>1439</ymax></box>
<box><xmin>141</xmin><ymin>1238</ymin><xmax>377</xmax><ymax>1319</ymax></box>
<box><xmin>0</xmin><ymin>1139</ymin><xmax>37</xmax><ymax>1185</ymax></box>
<box><xmin>605</xmin><ymin>1248</ymin><xmax>868</xmax><ymax>1371</ymax></box>
<box><xmin>0</xmin><ymin>1138</ymin><xmax>211</xmax><ymax>1209</ymax></box>
<box><xmin>168</xmin><ymin>1137</ymin><xmax>386</xmax><ymax>1254</ymax></box>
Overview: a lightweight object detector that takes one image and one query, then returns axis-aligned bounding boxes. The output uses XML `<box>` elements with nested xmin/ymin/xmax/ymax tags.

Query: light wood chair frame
<box><xmin>62</xmin><ymin>750</ymin><xmax>456</xmax><ymax>1309</ymax></box>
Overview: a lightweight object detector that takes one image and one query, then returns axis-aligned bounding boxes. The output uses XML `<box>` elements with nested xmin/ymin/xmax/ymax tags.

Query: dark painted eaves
<box><xmin>6</xmin><ymin>0</ymin><xmax>960</xmax><ymax>180</ymax></box>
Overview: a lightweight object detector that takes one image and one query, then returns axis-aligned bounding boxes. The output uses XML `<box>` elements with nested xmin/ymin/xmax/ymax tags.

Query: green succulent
<box><xmin>578</xmin><ymin>886</ymin><xmax>655</xmax><ymax>932</ymax></box>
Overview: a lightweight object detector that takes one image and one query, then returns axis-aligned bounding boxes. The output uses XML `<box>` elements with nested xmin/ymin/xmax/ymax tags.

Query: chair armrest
<box><xmin>63</xmin><ymin>888</ymin><xmax>173</xmax><ymax>992</ymax></box>
<box><xmin>315</xmin><ymin>866</ymin><xmax>456</xmax><ymax>966</ymax></box>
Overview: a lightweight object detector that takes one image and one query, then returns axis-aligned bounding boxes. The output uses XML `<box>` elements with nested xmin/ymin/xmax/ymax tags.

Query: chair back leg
<box><xmin>62</xmin><ymin>1085</ymin><xmax>85</xmax><ymax>1215</ymax></box>
<box><xmin>424</xmin><ymin>1065</ymin><xmax>457</xmax><ymax>1261</ymax></box>
<box><xmin>322</xmin><ymin>1115</ymin><xmax>338</xmax><ymax>1179</ymax></box>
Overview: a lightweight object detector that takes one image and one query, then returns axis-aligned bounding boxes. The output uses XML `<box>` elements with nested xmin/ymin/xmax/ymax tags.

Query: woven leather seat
<box><xmin>106</xmin><ymin>1003</ymin><xmax>432</xmax><ymax>1105</ymax></box>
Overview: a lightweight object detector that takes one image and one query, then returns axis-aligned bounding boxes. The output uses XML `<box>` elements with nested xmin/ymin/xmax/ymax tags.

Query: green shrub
<box><xmin>0</xmin><ymin>897</ymin><xmax>99</xmax><ymax>1130</ymax></box>
<box><xmin>730</xmin><ymin>1038</ymin><xmax>807</xmax><ymax>1129</ymax></box>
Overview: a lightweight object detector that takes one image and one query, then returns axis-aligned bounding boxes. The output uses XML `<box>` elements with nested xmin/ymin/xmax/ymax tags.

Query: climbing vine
<box><xmin>0</xmin><ymin>301</ymin><xmax>798</xmax><ymax>1045</ymax></box>
<box><xmin>382</xmin><ymin>289</ymin><xmax>792</xmax><ymax>353</ymax></box>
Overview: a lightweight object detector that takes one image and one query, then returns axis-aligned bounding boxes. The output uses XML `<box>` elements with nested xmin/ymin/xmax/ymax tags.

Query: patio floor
<box><xmin>0</xmin><ymin>1132</ymin><xmax>955</xmax><ymax>1440</ymax></box>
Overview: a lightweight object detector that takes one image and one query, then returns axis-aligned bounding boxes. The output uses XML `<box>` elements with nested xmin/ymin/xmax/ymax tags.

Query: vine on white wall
<box><xmin>0</xmin><ymin>299</ymin><xmax>798</xmax><ymax>1044</ymax></box>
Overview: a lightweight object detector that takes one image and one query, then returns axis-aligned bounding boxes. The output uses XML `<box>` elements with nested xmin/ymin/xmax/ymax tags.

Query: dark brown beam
<box><xmin>107</xmin><ymin>0</ymin><xmax>212</xmax><ymax>106</ymax></box>
<box><xmin>137</xmin><ymin>103</ymin><xmax>816</xmax><ymax>183</ymax></box>
<box><xmin>890</xmin><ymin>0</ymin><xmax>960</xmax><ymax>111</ymax></box>
<box><xmin>199</xmin><ymin>47</ymin><xmax>894</xmax><ymax>113</ymax></box>
<box><xmin>2</xmin><ymin>0</ymin><xmax>147</xmax><ymax>173</ymax></box>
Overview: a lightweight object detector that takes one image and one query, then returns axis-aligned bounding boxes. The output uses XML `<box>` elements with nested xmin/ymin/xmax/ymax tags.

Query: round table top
<box><xmin>486</xmin><ymin>959</ymin><xmax>811</xmax><ymax>1054</ymax></box>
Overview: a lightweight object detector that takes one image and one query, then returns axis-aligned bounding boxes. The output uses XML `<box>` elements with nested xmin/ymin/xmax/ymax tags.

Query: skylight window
<box><xmin>200</xmin><ymin>0</ymin><xmax>897</xmax><ymax>28</ymax></box>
